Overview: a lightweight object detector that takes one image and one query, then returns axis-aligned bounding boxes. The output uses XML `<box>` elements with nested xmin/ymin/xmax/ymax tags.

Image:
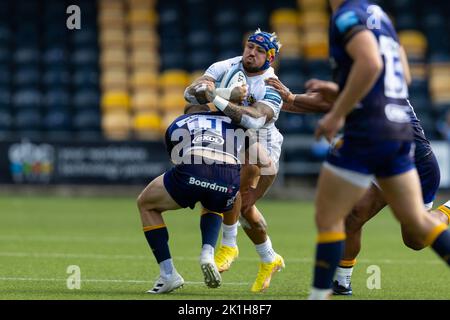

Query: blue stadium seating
<box><xmin>13</xmin><ymin>89</ymin><xmax>41</xmax><ymax>110</ymax></box>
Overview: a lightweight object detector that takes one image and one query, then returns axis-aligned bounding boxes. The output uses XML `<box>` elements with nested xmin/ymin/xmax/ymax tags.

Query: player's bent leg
<box><xmin>334</xmin><ymin>184</ymin><xmax>387</xmax><ymax>295</ymax></box>
<box><xmin>215</xmin><ymin>164</ymin><xmax>258</xmax><ymax>273</ymax></box>
<box><xmin>310</xmin><ymin>164</ymin><xmax>370</xmax><ymax>300</ymax></box>
<box><xmin>213</xmin><ymin>197</ymin><xmax>241</xmax><ymax>273</ymax></box>
<box><xmin>199</xmin><ymin>209</ymin><xmax>225</xmax><ymax>289</ymax></box>
<box><xmin>377</xmin><ymin>170</ymin><xmax>450</xmax><ymax>266</ymax></box>
<box><xmin>401</xmin><ymin>204</ymin><xmax>450</xmax><ymax>251</ymax></box>
<box><xmin>137</xmin><ymin>174</ymin><xmax>184</xmax><ymax>294</ymax></box>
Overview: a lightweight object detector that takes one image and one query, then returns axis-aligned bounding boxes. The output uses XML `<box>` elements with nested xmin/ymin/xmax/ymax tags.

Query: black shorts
<box><xmin>163</xmin><ymin>163</ymin><xmax>241</xmax><ymax>213</ymax></box>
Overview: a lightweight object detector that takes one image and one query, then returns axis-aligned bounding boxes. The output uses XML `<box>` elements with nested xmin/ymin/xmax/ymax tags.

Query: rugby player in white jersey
<box><xmin>184</xmin><ymin>28</ymin><xmax>286</xmax><ymax>292</ymax></box>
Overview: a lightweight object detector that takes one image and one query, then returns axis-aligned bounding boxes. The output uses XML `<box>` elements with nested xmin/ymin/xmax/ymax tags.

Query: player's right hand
<box><xmin>230</xmin><ymin>84</ymin><xmax>248</xmax><ymax>104</ymax></box>
<box><xmin>265</xmin><ymin>77</ymin><xmax>295</xmax><ymax>104</ymax></box>
<box><xmin>305</xmin><ymin>79</ymin><xmax>339</xmax><ymax>103</ymax></box>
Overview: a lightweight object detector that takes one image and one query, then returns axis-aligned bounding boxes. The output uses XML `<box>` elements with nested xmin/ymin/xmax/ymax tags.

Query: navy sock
<box><xmin>200</xmin><ymin>212</ymin><xmax>223</xmax><ymax>248</ymax></box>
<box><xmin>313</xmin><ymin>232</ymin><xmax>346</xmax><ymax>289</ymax></box>
<box><xmin>143</xmin><ymin>225</ymin><xmax>171</xmax><ymax>263</ymax></box>
<box><xmin>431</xmin><ymin>228</ymin><xmax>450</xmax><ymax>266</ymax></box>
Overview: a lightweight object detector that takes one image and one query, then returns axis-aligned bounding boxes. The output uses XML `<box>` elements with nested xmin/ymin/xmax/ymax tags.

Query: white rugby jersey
<box><xmin>204</xmin><ymin>56</ymin><xmax>283</xmax><ymax>131</ymax></box>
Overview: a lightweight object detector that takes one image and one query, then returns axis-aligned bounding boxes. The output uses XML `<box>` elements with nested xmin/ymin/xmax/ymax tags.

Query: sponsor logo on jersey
<box><xmin>188</xmin><ymin>177</ymin><xmax>230</xmax><ymax>193</ymax></box>
<box><xmin>384</xmin><ymin>104</ymin><xmax>410</xmax><ymax>123</ymax></box>
<box><xmin>192</xmin><ymin>134</ymin><xmax>224</xmax><ymax>145</ymax></box>
<box><xmin>247</xmin><ymin>94</ymin><xmax>256</xmax><ymax>105</ymax></box>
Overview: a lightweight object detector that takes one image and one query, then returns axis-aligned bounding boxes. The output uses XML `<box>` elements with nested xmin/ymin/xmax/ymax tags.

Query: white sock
<box><xmin>159</xmin><ymin>258</ymin><xmax>174</xmax><ymax>278</ymax></box>
<box><xmin>255</xmin><ymin>237</ymin><xmax>276</xmax><ymax>263</ymax></box>
<box><xmin>444</xmin><ymin>200</ymin><xmax>450</xmax><ymax>208</ymax></box>
<box><xmin>200</xmin><ymin>244</ymin><xmax>215</xmax><ymax>263</ymax></box>
<box><xmin>334</xmin><ymin>266</ymin><xmax>353</xmax><ymax>288</ymax></box>
<box><xmin>221</xmin><ymin>222</ymin><xmax>238</xmax><ymax>247</ymax></box>
<box><xmin>308</xmin><ymin>287</ymin><xmax>332</xmax><ymax>300</ymax></box>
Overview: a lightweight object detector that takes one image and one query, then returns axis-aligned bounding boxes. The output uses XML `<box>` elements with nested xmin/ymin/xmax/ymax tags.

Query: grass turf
<box><xmin>0</xmin><ymin>196</ymin><xmax>449</xmax><ymax>300</ymax></box>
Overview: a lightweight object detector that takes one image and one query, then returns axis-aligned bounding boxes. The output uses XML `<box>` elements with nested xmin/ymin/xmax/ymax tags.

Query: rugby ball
<box><xmin>219</xmin><ymin>68</ymin><xmax>247</xmax><ymax>89</ymax></box>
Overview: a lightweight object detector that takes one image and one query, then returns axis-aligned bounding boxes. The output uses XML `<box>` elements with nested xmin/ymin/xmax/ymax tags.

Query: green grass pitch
<box><xmin>0</xmin><ymin>196</ymin><xmax>449</xmax><ymax>300</ymax></box>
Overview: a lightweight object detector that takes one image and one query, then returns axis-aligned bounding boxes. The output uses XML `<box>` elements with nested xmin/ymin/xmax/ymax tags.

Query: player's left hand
<box><xmin>315</xmin><ymin>111</ymin><xmax>345</xmax><ymax>142</ymax></box>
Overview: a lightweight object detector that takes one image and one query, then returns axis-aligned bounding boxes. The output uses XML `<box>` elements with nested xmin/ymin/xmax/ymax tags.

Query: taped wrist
<box><xmin>213</xmin><ymin>95</ymin><xmax>229</xmax><ymax>111</ymax></box>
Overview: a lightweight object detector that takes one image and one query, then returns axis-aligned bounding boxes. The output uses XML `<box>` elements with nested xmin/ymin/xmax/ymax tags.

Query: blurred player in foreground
<box><xmin>307</xmin><ymin>0</ymin><xmax>450</xmax><ymax>299</ymax></box>
<box><xmin>137</xmin><ymin>103</ymin><xmax>249</xmax><ymax>293</ymax></box>
<box><xmin>266</xmin><ymin>72</ymin><xmax>450</xmax><ymax>295</ymax></box>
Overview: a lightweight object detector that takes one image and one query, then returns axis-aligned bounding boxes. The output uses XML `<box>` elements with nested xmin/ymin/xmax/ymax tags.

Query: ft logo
<box><xmin>366</xmin><ymin>265</ymin><xmax>381</xmax><ymax>290</ymax></box>
<box><xmin>66</xmin><ymin>5</ymin><xmax>81</xmax><ymax>30</ymax></box>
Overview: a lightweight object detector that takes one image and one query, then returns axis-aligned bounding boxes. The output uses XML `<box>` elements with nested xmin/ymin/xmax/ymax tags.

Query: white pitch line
<box><xmin>0</xmin><ymin>251</ymin><xmax>442</xmax><ymax>265</ymax></box>
<box><xmin>0</xmin><ymin>235</ymin><xmax>140</xmax><ymax>244</ymax></box>
<box><xmin>0</xmin><ymin>277</ymin><xmax>249</xmax><ymax>286</ymax></box>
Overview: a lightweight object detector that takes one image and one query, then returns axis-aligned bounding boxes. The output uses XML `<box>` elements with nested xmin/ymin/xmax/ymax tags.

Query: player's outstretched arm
<box><xmin>203</xmin><ymin>83</ymin><xmax>274</xmax><ymax>129</ymax></box>
<box><xmin>265</xmin><ymin>78</ymin><xmax>333</xmax><ymax>113</ymax></box>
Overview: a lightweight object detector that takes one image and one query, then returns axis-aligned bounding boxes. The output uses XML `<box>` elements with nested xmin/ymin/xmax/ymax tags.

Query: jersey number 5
<box><xmin>379</xmin><ymin>35</ymin><xmax>408</xmax><ymax>99</ymax></box>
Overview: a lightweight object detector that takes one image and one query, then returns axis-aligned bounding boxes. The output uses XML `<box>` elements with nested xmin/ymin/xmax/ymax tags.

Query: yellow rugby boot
<box><xmin>251</xmin><ymin>254</ymin><xmax>285</xmax><ymax>292</ymax></box>
<box><xmin>214</xmin><ymin>245</ymin><xmax>239</xmax><ymax>273</ymax></box>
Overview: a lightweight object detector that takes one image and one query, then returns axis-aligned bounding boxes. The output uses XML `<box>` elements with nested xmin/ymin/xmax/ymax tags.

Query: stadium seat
<box><xmin>0</xmin><ymin>89</ymin><xmax>11</xmax><ymax>110</ymax></box>
<box><xmin>43</xmin><ymin>47</ymin><xmax>69</xmax><ymax>66</ymax></box>
<box><xmin>0</xmin><ymin>67</ymin><xmax>10</xmax><ymax>88</ymax></box>
<box><xmin>188</xmin><ymin>51</ymin><xmax>215</xmax><ymax>72</ymax></box>
<box><xmin>73</xmin><ymin>109</ymin><xmax>101</xmax><ymax>132</ymax></box>
<box><xmin>43</xmin><ymin>109</ymin><xmax>72</xmax><ymax>131</ymax></box>
<box><xmin>73</xmin><ymin>69</ymin><xmax>99</xmax><ymax>90</ymax></box>
<box><xmin>42</xmin><ymin>68</ymin><xmax>71</xmax><ymax>89</ymax></box>
<box><xmin>102</xmin><ymin>110</ymin><xmax>132</xmax><ymax>140</ymax></box>
<box><xmin>44</xmin><ymin>89</ymin><xmax>71</xmax><ymax>110</ymax></box>
<box><xmin>101</xmin><ymin>68</ymin><xmax>128</xmax><ymax>92</ymax></box>
<box><xmin>13</xmin><ymin>89</ymin><xmax>42</xmax><ymax>109</ymax></box>
<box><xmin>129</xmin><ymin>27</ymin><xmax>159</xmax><ymax>48</ymax></box>
<box><xmin>15</xmin><ymin>109</ymin><xmax>42</xmax><ymax>130</ymax></box>
<box><xmin>242</xmin><ymin>8</ymin><xmax>269</xmax><ymax>33</ymax></box>
<box><xmin>160</xmin><ymin>70</ymin><xmax>189</xmax><ymax>90</ymax></box>
<box><xmin>14</xmin><ymin>67</ymin><xmax>40</xmax><ymax>88</ymax></box>
<box><xmin>0</xmin><ymin>110</ymin><xmax>13</xmax><ymax>131</ymax></box>
<box><xmin>0</xmin><ymin>25</ymin><xmax>11</xmax><ymax>43</ymax></box>
<box><xmin>73</xmin><ymin>89</ymin><xmax>100</xmax><ymax>110</ymax></box>
<box><xmin>130</xmin><ymin>71</ymin><xmax>158</xmax><ymax>90</ymax></box>
<box><xmin>131</xmin><ymin>90</ymin><xmax>159</xmax><ymax>111</ymax></box>
<box><xmin>270</xmin><ymin>9</ymin><xmax>299</xmax><ymax>29</ymax></box>
<box><xmin>133</xmin><ymin>111</ymin><xmax>162</xmax><ymax>140</ymax></box>
<box><xmin>72</xmin><ymin>49</ymin><xmax>98</xmax><ymax>67</ymax></box>
<box><xmin>399</xmin><ymin>30</ymin><xmax>427</xmax><ymax>60</ymax></box>
<box><xmin>101</xmin><ymin>91</ymin><xmax>131</xmax><ymax>111</ymax></box>
<box><xmin>72</xmin><ymin>28</ymin><xmax>98</xmax><ymax>48</ymax></box>
<box><xmin>130</xmin><ymin>49</ymin><xmax>160</xmax><ymax>70</ymax></box>
<box><xmin>127</xmin><ymin>9</ymin><xmax>158</xmax><ymax>27</ymax></box>
<box><xmin>297</xmin><ymin>0</ymin><xmax>327</xmax><ymax>11</ymax></box>
<box><xmin>14</xmin><ymin>47</ymin><xmax>40</xmax><ymax>65</ymax></box>
<box><xmin>161</xmin><ymin>92</ymin><xmax>186</xmax><ymax>111</ymax></box>
<box><xmin>100</xmin><ymin>28</ymin><xmax>127</xmax><ymax>48</ymax></box>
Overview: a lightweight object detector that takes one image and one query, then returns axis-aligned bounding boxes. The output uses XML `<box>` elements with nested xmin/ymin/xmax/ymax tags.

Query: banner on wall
<box><xmin>0</xmin><ymin>139</ymin><xmax>170</xmax><ymax>185</ymax></box>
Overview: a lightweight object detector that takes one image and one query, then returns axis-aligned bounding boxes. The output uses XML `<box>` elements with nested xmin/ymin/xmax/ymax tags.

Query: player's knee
<box><xmin>402</xmin><ymin>228</ymin><xmax>426</xmax><ymax>251</ymax></box>
<box><xmin>137</xmin><ymin>190</ymin><xmax>155</xmax><ymax>211</ymax></box>
<box><xmin>403</xmin><ymin>238</ymin><xmax>426</xmax><ymax>251</ymax></box>
<box><xmin>345</xmin><ymin>204</ymin><xmax>372</xmax><ymax>233</ymax></box>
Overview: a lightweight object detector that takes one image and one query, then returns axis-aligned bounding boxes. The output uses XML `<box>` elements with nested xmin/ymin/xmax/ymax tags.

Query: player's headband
<box><xmin>247</xmin><ymin>28</ymin><xmax>282</xmax><ymax>71</ymax></box>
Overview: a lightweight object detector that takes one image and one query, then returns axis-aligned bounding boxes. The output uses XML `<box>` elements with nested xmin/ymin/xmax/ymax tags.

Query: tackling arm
<box><xmin>264</xmin><ymin>77</ymin><xmax>334</xmax><ymax>114</ymax></box>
